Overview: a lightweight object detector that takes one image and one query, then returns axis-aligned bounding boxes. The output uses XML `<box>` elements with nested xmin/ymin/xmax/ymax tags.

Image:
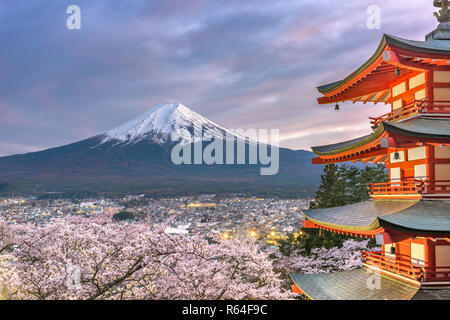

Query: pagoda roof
<box><xmin>291</xmin><ymin>268</ymin><xmax>419</xmax><ymax>300</ymax></box>
<box><xmin>317</xmin><ymin>34</ymin><xmax>450</xmax><ymax>104</ymax></box>
<box><xmin>304</xmin><ymin>200</ymin><xmax>418</xmax><ymax>231</ymax></box>
<box><xmin>312</xmin><ymin>117</ymin><xmax>450</xmax><ymax>158</ymax></box>
<box><xmin>383</xmin><ymin>117</ymin><xmax>450</xmax><ymax>140</ymax></box>
<box><xmin>304</xmin><ymin>200</ymin><xmax>450</xmax><ymax>234</ymax></box>
<box><xmin>386</xmin><ymin>34</ymin><xmax>450</xmax><ymax>53</ymax></box>
<box><xmin>379</xmin><ymin>200</ymin><xmax>450</xmax><ymax>233</ymax></box>
<box><xmin>312</xmin><ymin>125</ymin><xmax>384</xmax><ymax>156</ymax></box>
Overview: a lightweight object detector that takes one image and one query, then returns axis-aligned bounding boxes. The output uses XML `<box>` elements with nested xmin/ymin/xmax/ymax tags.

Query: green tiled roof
<box><xmin>383</xmin><ymin>118</ymin><xmax>450</xmax><ymax>140</ymax></box>
<box><xmin>304</xmin><ymin>200</ymin><xmax>450</xmax><ymax>233</ymax></box>
<box><xmin>304</xmin><ymin>200</ymin><xmax>418</xmax><ymax>231</ymax></box>
<box><xmin>291</xmin><ymin>268</ymin><xmax>419</xmax><ymax>300</ymax></box>
<box><xmin>317</xmin><ymin>34</ymin><xmax>450</xmax><ymax>95</ymax></box>
<box><xmin>311</xmin><ymin>127</ymin><xmax>382</xmax><ymax>156</ymax></box>
<box><xmin>379</xmin><ymin>201</ymin><xmax>450</xmax><ymax>233</ymax></box>
<box><xmin>387</xmin><ymin>34</ymin><xmax>450</xmax><ymax>54</ymax></box>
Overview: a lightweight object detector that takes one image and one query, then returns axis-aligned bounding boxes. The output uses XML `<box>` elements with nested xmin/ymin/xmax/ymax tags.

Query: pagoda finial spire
<box><xmin>434</xmin><ymin>0</ymin><xmax>450</xmax><ymax>23</ymax></box>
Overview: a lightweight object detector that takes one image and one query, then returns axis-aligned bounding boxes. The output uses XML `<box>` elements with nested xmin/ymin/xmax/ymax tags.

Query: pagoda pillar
<box><xmin>424</xmin><ymin>239</ymin><xmax>436</xmax><ymax>281</ymax></box>
<box><xmin>424</xmin><ymin>239</ymin><xmax>436</xmax><ymax>268</ymax></box>
<box><xmin>426</xmin><ymin>70</ymin><xmax>434</xmax><ymax>101</ymax></box>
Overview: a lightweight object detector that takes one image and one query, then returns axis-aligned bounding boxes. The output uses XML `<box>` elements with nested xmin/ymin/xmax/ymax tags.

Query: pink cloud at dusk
<box><xmin>0</xmin><ymin>0</ymin><xmax>439</xmax><ymax>156</ymax></box>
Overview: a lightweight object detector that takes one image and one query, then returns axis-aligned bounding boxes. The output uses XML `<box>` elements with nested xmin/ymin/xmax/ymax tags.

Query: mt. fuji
<box><xmin>100</xmin><ymin>103</ymin><xmax>246</xmax><ymax>146</ymax></box>
<box><xmin>0</xmin><ymin>103</ymin><xmax>322</xmax><ymax>196</ymax></box>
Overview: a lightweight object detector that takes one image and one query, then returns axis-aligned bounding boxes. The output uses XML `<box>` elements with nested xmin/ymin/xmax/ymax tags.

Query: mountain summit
<box><xmin>101</xmin><ymin>103</ymin><xmax>242</xmax><ymax>146</ymax></box>
<box><xmin>0</xmin><ymin>103</ymin><xmax>322</xmax><ymax>195</ymax></box>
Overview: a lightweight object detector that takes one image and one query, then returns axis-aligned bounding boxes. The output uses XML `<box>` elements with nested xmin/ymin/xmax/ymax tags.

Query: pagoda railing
<box><xmin>368</xmin><ymin>179</ymin><xmax>450</xmax><ymax>197</ymax></box>
<box><xmin>362</xmin><ymin>251</ymin><xmax>450</xmax><ymax>283</ymax></box>
<box><xmin>421</xmin><ymin>267</ymin><xmax>450</xmax><ymax>282</ymax></box>
<box><xmin>417</xmin><ymin>180</ymin><xmax>450</xmax><ymax>195</ymax></box>
<box><xmin>362</xmin><ymin>251</ymin><xmax>423</xmax><ymax>281</ymax></box>
<box><xmin>367</xmin><ymin>179</ymin><xmax>422</xmax><ymax>196</ymax></box>
<box><xmin>370</xmin><ymin>100</ymin><xmax>450</xmax><ymax>129</ymax></box>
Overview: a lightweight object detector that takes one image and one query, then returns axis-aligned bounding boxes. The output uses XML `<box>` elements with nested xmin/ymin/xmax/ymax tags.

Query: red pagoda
<box><xmin>292</xmin><ymin>2</ymin><xmax>450</xmax><ymax>300</ymax></box>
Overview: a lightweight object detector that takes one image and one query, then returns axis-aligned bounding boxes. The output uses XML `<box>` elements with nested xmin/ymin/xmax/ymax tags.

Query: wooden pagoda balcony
<box><xmin>368</xmin><ymin>179</ymin><xmax>450</xmax><ymax>198</ymax></box>
<box><xmin>362</xmin><ymin>251</ymin><xmax>423</xmax><ymax>281</ymax></box>
<box><xmin>367</xmin><ymin>180</ymin><xmax>421</xmax><ymax>196</ymax></box>
<box><xmin>370</xmin><ymin>100</ymin><xmax>450</xmax><ymax>129</ymax></box>
<box><xmin>362</xmin><ymin>251</ymin><xmax>450</xmax><ymax>283</ymax></box>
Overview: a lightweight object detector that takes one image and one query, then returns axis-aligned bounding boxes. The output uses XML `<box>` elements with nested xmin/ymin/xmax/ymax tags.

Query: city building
<box><xmin>292</xmin><ymin>3</ymin><xmax>450</xmax><ymax>300</ymax></box>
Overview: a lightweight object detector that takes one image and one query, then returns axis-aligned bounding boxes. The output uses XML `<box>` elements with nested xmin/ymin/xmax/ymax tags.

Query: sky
<box><xmin>0</xmin><ymin>0</ymin><xmax>439</xmax><ymax>156</ymax></box>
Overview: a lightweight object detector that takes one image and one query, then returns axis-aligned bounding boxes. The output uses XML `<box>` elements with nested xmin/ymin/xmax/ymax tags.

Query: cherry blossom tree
<box><xmin>268</xmin><ymin>238</ymin><xmax>379</xmax><ymax>290</ymax></box>
<box><xmin>0</xmin><ymin>215</ymin><xmax>292</xmax><ymax>300</ymax></box>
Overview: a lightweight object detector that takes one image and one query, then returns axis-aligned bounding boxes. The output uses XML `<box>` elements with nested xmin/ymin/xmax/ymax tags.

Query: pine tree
<box><xmin>312</xmin><ymin>164</ymin><xmax>347</xmax><ymax>209</ymax></box>
<box><xmin>286</xmin><ymin>164</ymin><xmax>387</xmax><ymax>254</ymax></box>
<box><xmin>312</xmin><ymin>163</ymin><xmax>388</xmax><ymax>209</ymax></box>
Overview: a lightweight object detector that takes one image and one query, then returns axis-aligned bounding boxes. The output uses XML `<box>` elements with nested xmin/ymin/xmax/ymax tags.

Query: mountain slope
<box><xmin>101</xmin><ymin>103</ymin><xmax>244</xmax><ymax>145</ymax></box>
<box><xmin>0</xmin><ymin>103</ymin><xmax>322</xmax><ymax>196</ymax></box>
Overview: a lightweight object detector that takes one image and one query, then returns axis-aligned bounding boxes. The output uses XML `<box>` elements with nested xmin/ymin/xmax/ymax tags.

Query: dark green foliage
<box><xmin>282</xmin><ymin>163</ymin><xmax>386</xmax><ymax>255</ymax></box>
<box><xmin>311</xmin><ymin>163</ymin><xmax>388</xmax><ymax>209</ymax></box>
<box><xmin>278</xmin><ymin>229</ymin><xmax>377</xmax><ymax>256</ymax></box>
<box><xmin>310</xmin><ymin>164</ymin><xmax>346</xmax><ymax>209</ymax></box>
<box><xmin>278</xmin><ymin>229</ymin><xmax>357</xmax><ymax>256</ymax></box>
<box><xmin>112</xmin><ymin>211</ymin><xmax>136</xmax><ymax>221</ymax></box>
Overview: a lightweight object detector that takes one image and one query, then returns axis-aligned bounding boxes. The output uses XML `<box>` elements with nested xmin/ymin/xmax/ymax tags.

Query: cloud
<box><xmin>0</xmin><ymin>0</ymin><xmax>438</xmax><ymax>156</ymax></box>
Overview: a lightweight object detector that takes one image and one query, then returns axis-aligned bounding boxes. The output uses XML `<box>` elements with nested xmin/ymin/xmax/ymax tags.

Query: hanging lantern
<box><xmin>393</xmin><ymin>151</ymin><xmax>401</xmax><ymax>160</ymax></box>
<box><xmin>335</xmin><ymin>103</ymin><xmax>340</xmax><ymax>111</ymax></box>
<box><xmin>395</xmin><ymin>66</ymin><xmax>401</xmax><ymax>76</ymax></box>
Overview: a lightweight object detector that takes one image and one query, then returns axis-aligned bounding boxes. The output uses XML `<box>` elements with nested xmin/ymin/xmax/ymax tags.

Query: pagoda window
<box><xmin>414</xmin><ymin>164</ymin><xmax>427</xmax><ymax>181</ymax></box>
<box><xmin>435</xmin><ymin>164</ymin><xmax>450</xmax><ymax>183</ymax></box>
<box><xmin>433</xmin><ymin>71</ymin><xmax>450</xmax><ymax>83</ymax></box>
<box><xmin>385</xmin><ymin>243</ymin><xmax>396</xmax><ymax>259</ymax></box>
<box><xmin>433</xmin><ymin>87</ymin><xmax>450</xmax><ymax>103</ymax></box>
<box><xmin>392</xmin><ymin>82</ymin><xmax>406</xmax><ymax>97</ymax></box>
<box><xmin>411</xmin><ymin>243</ymin><xmax>425</xmax><ymax>267</ymax></box>
<box><xmin>390</xmin><ymin>167</ymin><xmax>401</xmax><ymax>185</ymax></box>
<box><xmin>436</xmin><ymin>245</ymin><xmax>450</xmax><ymax>278</ymax></box>
<box><xmin>390</xmin><ymin>151</ymin><xmax>405</xmax><ymax>163</ymax></box>
<box><xmin>392</xmin><ymin>99</ymin><xmax>403</xmax><ymax>111</ymax></box>
<box><xmin>414</xmin><ymin>89</ymin><xmax>426</xmax><ymax>101</ymax></box>
<box><xmin>408</xmin><ymin>147</ymin><xmax>426</xmax><ymax>161</ymax></box>
<box><xmin>409</xmin><ymin>73</ymin><xmax>426</xmax><ymax>89</ymax></box>
<box><xmin>435</xmin><ymin>146</ymin><xmax>450</xmax><ymax>158</ymax></box>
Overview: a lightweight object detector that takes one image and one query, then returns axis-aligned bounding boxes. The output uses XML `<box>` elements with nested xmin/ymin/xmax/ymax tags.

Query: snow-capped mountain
<box><xmin>0</xmin><ymin>103</ymin><xmax>322</xmax><ymax>195</ymax></box>
<box><xmin>100</xmin><ymin>103</ymin><xmax>246</xmax><ymax>146</ymax></box>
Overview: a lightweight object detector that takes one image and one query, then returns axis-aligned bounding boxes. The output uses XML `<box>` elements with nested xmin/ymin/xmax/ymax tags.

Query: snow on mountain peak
<box><xmin>101</xmin><ymin>103</ymin><xmax>242</xmax><ymax>145</ymax></box>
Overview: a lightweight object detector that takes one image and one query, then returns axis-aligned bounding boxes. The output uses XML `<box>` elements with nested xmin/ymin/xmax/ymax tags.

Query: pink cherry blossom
<box><xmin>0</xmin><ymin>215</ymin><xmax>292</xmax><ymax>300</ymax></box>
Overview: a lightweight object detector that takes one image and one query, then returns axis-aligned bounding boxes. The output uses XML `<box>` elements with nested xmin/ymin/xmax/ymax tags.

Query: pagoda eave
<box><xmin>317</xmin><ymin>34</ymin><xmax>450</xmax><ymax>105</ymax></box>
<box><xmin>302</xmin><ymin>219</ymin><xmax>382</xmax><ymax>238</ymax></box>
<box><xmin>312</xmin><ymin>148</ymin><xmax>387</xmax><ymax>165</ymax></box>
<box><xmin>303</xmin><ymin>200</ymin><xmax>450</xmax><ymax>236</ymax></box>
<box><xmin>311</xmin><ymin>118</ymin><xmax>450</xmax><ymax>165</ymax></box>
